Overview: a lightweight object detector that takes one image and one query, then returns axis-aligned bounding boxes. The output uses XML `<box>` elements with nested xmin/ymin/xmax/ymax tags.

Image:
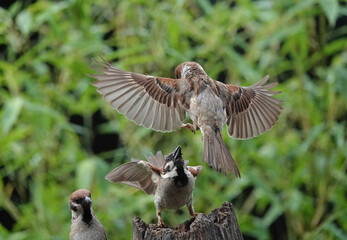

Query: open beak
<box><xmin>173</xmin><ymin>146</ymin><xmax>182</xmax><ymax>160</ymax></box>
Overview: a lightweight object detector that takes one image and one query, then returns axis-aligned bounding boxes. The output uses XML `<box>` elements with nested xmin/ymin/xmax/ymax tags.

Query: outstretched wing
<box><xmin>90</xmin><ymin>58</ymin><xmax>186</xmax><ymax>132</ymax></box>
<box><xmin>105</xmin><ymin>160</ymin><xmax>159</xmax><ymax>195</ymax></box>
<box><xmin>145</xmin><ymin>151</ymin><xmax>166</xmax><ymax>169</ymax></box>
<box><xmin>224</xmin><ymin>75</ymin><xmax>283</xmax><ymax>139</ymax></box>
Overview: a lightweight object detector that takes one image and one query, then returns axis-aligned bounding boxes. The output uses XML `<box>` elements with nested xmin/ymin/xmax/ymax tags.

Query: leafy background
<box><xmin>0</xmin><ymin>0</ymin><xmax>346</xmax><ymax>239</ymax></box>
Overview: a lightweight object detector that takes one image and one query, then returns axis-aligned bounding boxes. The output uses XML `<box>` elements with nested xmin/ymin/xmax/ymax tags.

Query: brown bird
<box><xmin>90</xmin><ymin>58</ymin><xmax>282</xmax><ymax>176</ymax></box>
<box><xmin>105</xmin><ymin>146</ymin><xmax>202</xmax><ymax>227</ymax></box>
<box><xmin>69</xmin><ymin>189</ymin><xmax>107</xmax><ymax>240</ymax></box>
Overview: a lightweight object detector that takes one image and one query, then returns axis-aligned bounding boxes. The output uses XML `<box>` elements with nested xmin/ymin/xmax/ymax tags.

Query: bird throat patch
<box><xmin>173</xmin><ymin>167</ymin><xmax>188</xmax><ymax>188</ymax></box>
<box><xmin>82</xmin><ymin>206</ymin><xmax>93</xmax><ymax>225</ymax></box>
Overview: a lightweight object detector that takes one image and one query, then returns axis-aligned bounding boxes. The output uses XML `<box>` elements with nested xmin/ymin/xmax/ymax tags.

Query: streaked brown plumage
<box><xmin>90</xmin><ymin>58</ymin><xmax>282</xmax><ymax>176</ymax></box>
<box><xmin>69</xmin><ymin>189</ymin><xmax>107</xmax><ymax>240</ymax></box>
<box><xmin>105</xmin><ymin>146</ymin><xmax>202</xmax><ymax>226</ymax></box>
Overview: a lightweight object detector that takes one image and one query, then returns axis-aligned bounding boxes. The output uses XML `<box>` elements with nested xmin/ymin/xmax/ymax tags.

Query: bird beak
<box><xmin>173</xmin><ymin>146</ymin><xmax>182</xmax><ymax>160</ymax></box>
<box><xmin>82</xmin><ymin>196</ymin><xmax>92</xmax><ymax>207</ymax></box>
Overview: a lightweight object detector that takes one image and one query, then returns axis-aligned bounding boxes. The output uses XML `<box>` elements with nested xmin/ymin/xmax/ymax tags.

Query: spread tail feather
<box><xmin>202</xmin><ymin>127</ymin><xmax>240</xmax><ymax>177</ymax></box>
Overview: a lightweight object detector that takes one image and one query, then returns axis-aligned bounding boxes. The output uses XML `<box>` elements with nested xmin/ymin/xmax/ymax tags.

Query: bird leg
<box><xmin>156</xmin><ymin>208</ymin><xmax>165</xmax><ymax>227</ymax></box>
<box><xmin>187</xmin><ymin>203</ymin><xmax>198</xmax><ymax>217</ymax></box>
<box><xmin>181</xmin><ymin>123</ymin><xmax>198</xmax><ymax>134</ymax></box>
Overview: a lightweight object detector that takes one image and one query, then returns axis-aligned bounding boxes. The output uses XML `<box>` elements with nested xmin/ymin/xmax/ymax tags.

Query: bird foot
<box><xmin>157</xmin><ymin>213</ymin><xmax>165</xmax><ymax>227</ymax></box>
<box><xmin>157</xmin><ymin>221</ymin><xmax>165</xmax><ymax>228</ymax></box>
<box><xmin>181</xmin><ymin>123</ymin><xmax>196</xmax><ymax>134</ymax></box>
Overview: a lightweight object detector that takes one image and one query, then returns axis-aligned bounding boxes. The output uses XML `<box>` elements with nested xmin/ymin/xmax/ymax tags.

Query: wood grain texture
<box><xmin>132</xmin><ymin>202</ymin><xmax>243</xmax><ymax>240</ymax></box>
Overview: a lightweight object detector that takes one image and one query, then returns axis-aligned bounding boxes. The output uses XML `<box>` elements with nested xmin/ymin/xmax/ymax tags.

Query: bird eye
<box><xmin>74</xmin><ymin>198</ymin><xmax>82</xmax><ymax>204</ymax></box>
<box><xmin>164</xmin><ymin>162</ymin><xmax>174</xmax><ymax>173</ymax></box>
<box><xmin>70</xmin><ymin>202</ymin><xmax>78</xmax><ymax>211</ymax></box>
<box><xmin>164</xmin><ymin>165</ymin><xmax>171</xmax><ymax>172</ymax></box>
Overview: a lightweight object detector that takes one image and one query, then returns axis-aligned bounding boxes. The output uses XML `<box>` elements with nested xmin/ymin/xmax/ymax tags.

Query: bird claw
<box><xmin>157</xmin><ymin>221</ymin><xmax>165</xmax><ymax>228</ymax></box>
<box><xmin>157</xmin><ymin>212</ymin><xmax>165</xmax><ymax>227</ymax></box>
<box><xmin>181</xmin><ymin>123</ymin><xmax>196</xmax><ymax>134</ymax></box>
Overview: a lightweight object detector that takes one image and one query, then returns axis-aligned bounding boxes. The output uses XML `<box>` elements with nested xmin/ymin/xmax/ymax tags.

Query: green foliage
<box><xmin>0</xmin><ymin>0</ymin><xmax>346</xmax><ymax>239</ymax></box>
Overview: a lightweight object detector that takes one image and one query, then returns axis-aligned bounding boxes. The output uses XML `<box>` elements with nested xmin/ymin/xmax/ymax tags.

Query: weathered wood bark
<box><xmin>132</xmin><ymin>201</ymin><xmax>243</xmax><ymax>240</ymax></box>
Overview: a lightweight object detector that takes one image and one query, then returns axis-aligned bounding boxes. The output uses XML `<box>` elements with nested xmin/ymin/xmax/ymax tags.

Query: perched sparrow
<box><xmin>69</xmin><ymin>189</ymin><xmax>107</xmax><ymax>240</ymax></box>
<box><xmin>105</xmin><ymin>146</ymin><xmax>202</xmax><ymax>227</ymax></box>
<box><xmin>90</xmin><ymin>58</ymin><xmax>282</xmax><ymax>176</ymax></box>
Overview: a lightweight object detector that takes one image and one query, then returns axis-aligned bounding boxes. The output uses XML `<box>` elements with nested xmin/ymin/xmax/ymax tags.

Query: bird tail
<box><xmin>202</xmin><ymin>126</ymin><xmax>240</xmax><ymax>177</ymax></box>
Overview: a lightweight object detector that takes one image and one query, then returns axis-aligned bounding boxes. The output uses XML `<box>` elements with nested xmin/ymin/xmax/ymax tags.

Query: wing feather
<box><xmin>150</xmin><ymin>102</ymin><xmax>160</xmax><ymax>129</ymax></box>
<box><xmin>131</xmin><ymin>95</ymin><xmax>150</xmax><ymax>124</ymax></box>
<box><xmin>141</xmin><ymin>97</ymin><xmax>155</xmax><ymax>127</ymax></box>
<box><xmin>105</xmin><ymin>160</ymin><xmax>158</xmax><ymax>195</ymax></box>
<box><xmin>90</xmin><ymin>58</ymin><xmax>186</xmax><ymax>132</ymax></box>
<box><xmin>225</xmin><ymin>75</ymin><xmax>283</xmax><ymax>139</ymax></box>
<box><xmin>123</xmin><ymin>91</ymin><xmax>146</xmax><ymax>120</ymax></box>
<box><xmin>145</xmin><ymin>151</ymin><xmax>165</xmax><ymax>168</ymax></box>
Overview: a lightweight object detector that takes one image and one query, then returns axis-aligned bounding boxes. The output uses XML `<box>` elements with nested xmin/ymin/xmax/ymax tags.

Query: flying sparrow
<box><xmin>90</xmin><ymin>58</ymin><xmax>282</xmax><ymax>176</ymax></box>
<box><xmin>69</xmin><ymin>189</ymin><xmax>107</xmax><ymax>240</ymax></box>
<box><xmin>105</xmin><ymin>146</ymin><xmax>202</xmax><ymax>227</ymax></box>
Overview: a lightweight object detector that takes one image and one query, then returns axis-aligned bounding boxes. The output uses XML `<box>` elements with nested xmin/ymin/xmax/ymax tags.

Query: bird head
<box><xmin>69</xmin><ymin>189</ymin><xmax>93</xmax><ymax>219</ymax></box>
<box><xmin>163</xmin><ymin>146</ymin><xmax>185</xmax><ymax>174</ymax></box>
<box><xmin>174</xmin><ymin>62</ymin><xmax>207</xmax><ymax>79</ymax></box>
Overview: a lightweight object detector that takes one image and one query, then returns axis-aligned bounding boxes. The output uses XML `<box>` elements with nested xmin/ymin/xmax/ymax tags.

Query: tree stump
<box><xmin>132</xmin><ymin>201</ymin><xmax>243</xmax><ymax>240</ymax></box>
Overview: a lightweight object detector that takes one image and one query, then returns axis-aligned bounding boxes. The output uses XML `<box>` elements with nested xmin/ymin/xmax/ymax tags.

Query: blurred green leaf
<box><xmin>77</xmin><ymin>158</ymin><xmax>97</xmax><ymax>189</ymax></box>
<box><xmin>323</xmin><ymin>222</ymin><xmax>347</xmax><ymax>239</ymax></box>
<box><xmin>1</xmin><ymin>97</ymin><xmax>23</xmax><ymax>135</ymax></box>
<box><xmin>16</xmin><ymin>10</ymin><xmax>32</xmax><ymax>35</ymax></box>
<box><xmin>319</xmin><ymin>0</ymin><xmax>339</xmax><ymax>27</ymax></box>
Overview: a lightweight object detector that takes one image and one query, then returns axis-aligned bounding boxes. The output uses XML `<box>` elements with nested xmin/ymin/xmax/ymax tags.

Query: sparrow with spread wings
<box><xmin>90</xmin><ymin>58</ymin><xmax>282</xmax><ymax>176</ymax></box>
<box><xmin>105</xmin><ymin>146</ymin><xmax>202</xmax><ymax>226</ymax></box>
